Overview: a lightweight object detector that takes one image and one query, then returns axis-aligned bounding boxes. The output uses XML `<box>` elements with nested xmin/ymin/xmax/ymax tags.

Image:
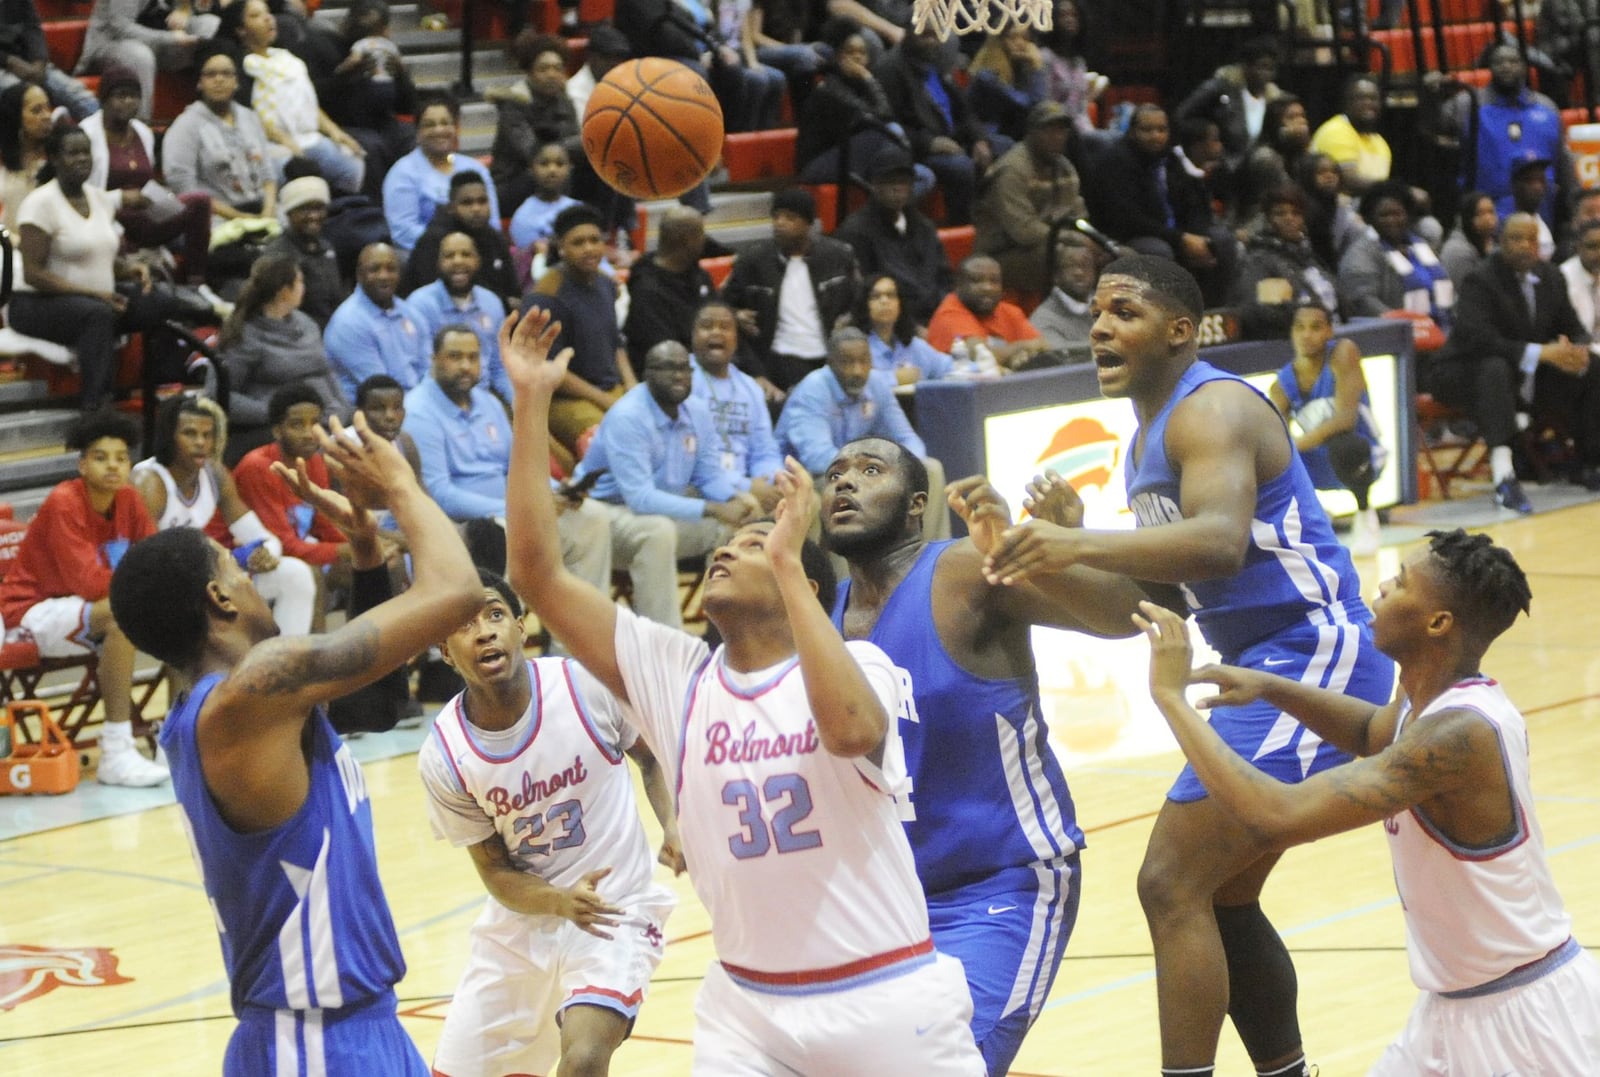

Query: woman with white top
<box><xmin>8</xmin><ymin>126</ymin><xmax>170</xmax><ymax>412</ymax></box>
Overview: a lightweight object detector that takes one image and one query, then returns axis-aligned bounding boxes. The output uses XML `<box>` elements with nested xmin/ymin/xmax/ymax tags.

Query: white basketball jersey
<box><xmin>420</xmin><ymin>657</ymin><xmax>667</xmax><ymax>908</ymax></box>
<box><xmin>613</xmin><ymin>608</ymin><xmax>930</xmax><ymax>980</ymax></box>
<box><xmin>1384</xmin><ymin>677</ymin><xmax>1573</xmax><ymax>993</ymax></box>
<box><xmin>131</xmin><ymin>459</ymin><xmax>219</xmax><ymax>530</ymax></box>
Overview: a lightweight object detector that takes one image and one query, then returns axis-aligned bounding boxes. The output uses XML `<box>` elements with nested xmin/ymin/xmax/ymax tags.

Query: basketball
<box><xmin>582</xmin><ymin>58</ymin><xmax>724</xmax><ymax>201</ymax></box>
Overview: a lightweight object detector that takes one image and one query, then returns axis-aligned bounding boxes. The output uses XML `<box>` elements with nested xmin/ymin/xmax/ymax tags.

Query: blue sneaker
<box><xmin>1494</xmin><ymin>478</ymin><xmax>1533</xmax><ymax>514</ymax></box>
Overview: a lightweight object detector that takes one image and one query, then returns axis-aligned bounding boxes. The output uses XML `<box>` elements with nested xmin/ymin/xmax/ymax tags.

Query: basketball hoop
<box><xmin>912</xmin><ymin>0</ymin><xmax>1051</xmax><ymax>39</ymax></box>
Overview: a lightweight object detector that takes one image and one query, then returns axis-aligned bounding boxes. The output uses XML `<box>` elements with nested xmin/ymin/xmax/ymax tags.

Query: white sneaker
<box><xmin>98</xmin><ymin>740</ymin><xmax>170</xmax><ymax>787</ymax></box>
<box><xmin>1349</xmin><ymin>507</ymin><xmax>1381</xmax><ymax>557</ymax></box>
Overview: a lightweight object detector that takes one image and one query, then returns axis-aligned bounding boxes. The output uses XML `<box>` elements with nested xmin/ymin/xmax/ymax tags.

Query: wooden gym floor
<box><xmin>2</xmin><ymin>496</ymin><xmax>1597</xmax><ymax>1075</ymax></box>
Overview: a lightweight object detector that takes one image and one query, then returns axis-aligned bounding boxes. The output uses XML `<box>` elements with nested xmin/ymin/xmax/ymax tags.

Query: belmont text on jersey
<box><xmin>485</xmin><ymin>754</ymin><xmax>590</xmax><ymax>816</ymax></box>
<box><xmin>704</xmin><ymin>719</ymin><xmax>821</xmax><ymax>765</ymax></box>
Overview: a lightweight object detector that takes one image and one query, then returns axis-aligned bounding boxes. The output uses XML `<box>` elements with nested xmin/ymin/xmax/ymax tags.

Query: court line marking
<box><xmin>1040</xmin><ymin>833</ymin><xmax>1600</xmax><ymax>1012</ymax></box>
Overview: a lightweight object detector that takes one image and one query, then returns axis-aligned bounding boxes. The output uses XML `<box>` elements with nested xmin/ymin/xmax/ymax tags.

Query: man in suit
<box><xmin>1431</xmin><ymin>213</ymin><xmax>1600</xmax><ymax>513</ymax></box>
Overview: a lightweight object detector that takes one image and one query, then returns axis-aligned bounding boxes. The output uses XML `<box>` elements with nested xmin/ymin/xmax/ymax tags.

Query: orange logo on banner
<box><xmin>0</xmin><ymin>944</ymin><xmax>132</xmax><ymax>1011</ymax></box>
<box><xmin>1035</xmin><ymin>417</ymin><xmax>1122</xmax><ymax>494</ymax></box>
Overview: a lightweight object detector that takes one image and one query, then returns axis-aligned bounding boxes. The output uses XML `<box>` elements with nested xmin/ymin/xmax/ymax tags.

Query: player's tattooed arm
<box><xmin>229</xmin><ymin>625</ymin><xmax>382</xmax><ymax>701</ymax></box>
<box><xmin>1140</xmin><ymin>601</ymin><xmax>1494</xmax><ymax>849</ymax></box>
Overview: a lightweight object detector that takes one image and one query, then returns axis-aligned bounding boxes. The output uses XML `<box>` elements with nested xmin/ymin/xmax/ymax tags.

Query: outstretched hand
<box><xmin>270</xmin><ymin>413</ymin><xmax>396</xmax><ymax>542</ymax></box>
<box><xmin>945</xmin><ymin>475</ymin><xmax>1012</xmax><ymax>556</ymax></box>
<box><xmin>1189</xmin><ymin>662</ymin><xmax>1274</xmax><ymax>711</ymax></box>
<box><xmin>498</xmin><ymin>308</ymin><xmax>574</xmax><ymax>398</ymax></box>
<box><xmin>982</xmin><ymin>518</ymin><xmax>1081</xmax><ymax>586</ymax></box>
<box><xmin>768</xmin><ymin>456</ymin><xmax>816</xmax><ymax>568</ymax></box>
<box><xmin>1022</xmin><ymin>472</ymin><xmax>1085</xmax><ymax>529</ymax></box>
<box><xmin>562</xmin><ymin>867</ymin><xmax>625</xmax><ymax>939</ymax></box>
<box><xmin>1132</xmin><ymin>600</ymin><xmax>1196</xmax><ymax>700</ymax></box>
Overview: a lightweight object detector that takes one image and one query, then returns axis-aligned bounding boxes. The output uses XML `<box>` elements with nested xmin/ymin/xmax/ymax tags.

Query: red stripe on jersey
<box><xmin>720</xmin><ymin>937</ymin><xmax>934</xmax><ymax>986</ymax></box>
<box><xmin>565</xmin><ymin>985</ymin><xmax>645</xmax><ymax>1007</ymax></box>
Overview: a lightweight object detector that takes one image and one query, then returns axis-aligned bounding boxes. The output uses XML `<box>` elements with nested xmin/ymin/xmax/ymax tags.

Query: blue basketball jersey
<box><xmin>161</xmin><ymin>674</ymin><xmax>409</xmax><ymax>1018</ymax></box>
<box><xmin>833</xmin><ymin>542</ymin><xmax>1084</xmax><ymax>897</ymax></box>
<box><xmin>1126</xmin><ymin>359</ymin><xmax>1369</xmax><ymax>658</ymax></box>
<box><xmin>1274</xmin><ymin>352</ymin><xmax>1385</xmax><ymax>491</ymax></box>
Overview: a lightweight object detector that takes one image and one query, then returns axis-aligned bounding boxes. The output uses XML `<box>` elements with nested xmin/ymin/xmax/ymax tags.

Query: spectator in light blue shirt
<box><xmin>858</xmin><ymin>272</ymin><xmax>955</xmax><ymax>384</ymax></box>
<box><xmin>401</xmin><ymin>324</ymin><xmax>685</xmax><ymax>626</ymax></box>
<box><xmin>777</xmin><ymin>327</ymin><xmax>951</xmax><ymax>539</ymax></box>
<box><xmin>381</xmin><ymin>92</ymin><xmax>500</xmax><ymax>253</ymax></box>
<box><xmin>688</xmin><ymin>299</ymin><xmax>785</xmax><ymax>512</ymax></box>
<box><xmin>324</xmin><ymin>242</ymin><xmax>432</xmax><ymax>402</ymax></box>
<box><xmin>508</xmin><ymin>143</ymin><xmax>580</xmax><ymax>251</ymax></box>
<box><xmin>404</xmin><ymin>231</ymin><xmax>512</xmax><ymax>401</ymax></box>
<box><xmin>576</xmin><ymin>340</ymin><xmax>760</xmax><ymax>561</ymax></box>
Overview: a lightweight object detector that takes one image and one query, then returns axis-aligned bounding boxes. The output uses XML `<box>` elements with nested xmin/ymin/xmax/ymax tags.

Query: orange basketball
<box><xmin>582</xmin><ymin>58</ymin><xmax>724</xmax><ymax>200</ymax></box>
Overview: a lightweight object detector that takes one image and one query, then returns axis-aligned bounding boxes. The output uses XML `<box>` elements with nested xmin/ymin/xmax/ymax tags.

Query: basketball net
<box><xmin>912</xmin><ymin>0</ymin><xmax>1052</xmax><ymax>39</ymax></box>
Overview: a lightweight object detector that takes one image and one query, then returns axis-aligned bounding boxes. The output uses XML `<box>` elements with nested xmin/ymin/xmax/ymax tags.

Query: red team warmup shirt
<box><xmin>0</xmin><ymin>480</ymin><xmax>155</xmax><ymax>627</ymax></box>
<box><xmin>233</xmin><ymin>444</ymin><xmax>346</xmax><ymax>568</ymax></box>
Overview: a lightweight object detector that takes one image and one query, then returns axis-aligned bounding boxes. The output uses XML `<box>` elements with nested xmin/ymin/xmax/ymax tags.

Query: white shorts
<box><xmin>692</xmin><ymin>951</ymin><xmax>985</xmax><ymax>1076</ymax></box>
<box><xmin>1370</xmin><ymin>943</ymin><xmax>1600</xmax><ymax>1076</ymax></box>
<box><xmin>431</xmin><ymin>897</ymin><xmax>670</xmax><ymax>1077</ymax></box>
<box><xmin>19</xmin><ymin>596</ymin><xmax>95</xmax><ymax>657</ymax></box>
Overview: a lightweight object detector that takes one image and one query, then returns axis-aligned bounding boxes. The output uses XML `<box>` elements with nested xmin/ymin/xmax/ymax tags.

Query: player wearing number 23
<box><xmin>418</xmin><ymin>571</ymin><xmax>680</xmax><ymax>1077</ymax></box>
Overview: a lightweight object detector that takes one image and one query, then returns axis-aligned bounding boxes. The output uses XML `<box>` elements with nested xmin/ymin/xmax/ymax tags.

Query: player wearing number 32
<box><xmin>499</xmin><ymin>307</ymin><xmax>986</xmax><ymax>1074</ymax></box>
<box><xmin>417</xmin><ymin>568</ymin><xmax>682</xmax><ymax>1077</ymax></box>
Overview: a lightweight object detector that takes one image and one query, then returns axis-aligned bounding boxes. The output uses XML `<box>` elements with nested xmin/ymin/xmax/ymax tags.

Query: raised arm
<box><xmin>946</xmin><ymin>474</ymin><xmax>1144</xmax><ymax>637</ymax></box>
<box><xmin>197</xmin><ymin>415</ymin><xmax>478</xmax><ymax>830</ymax></box>
<box><xmin>1189</xmin><ymin>657</ymin><xmax>1400</xmax><ymax>758</ymax></box>
<box><xmin>500</xmin><ymin>310</ymin><xmax>627</xmax><ymax>699</ymax></box>
<box><xmin>210</xmin><ymin>414</ymin><xmax>480</xmax><ymax>721</ymax></box>
<box><xmin>983</xmin><ymin>381</ymin><xmax>1278</xmax><ymax>586</ymax></box>
<box><xmin>769</xmin><ymin>456</ymin><xmax>888</xmax><ymax>762</ymax></box>
<box><xmin>1138</xmin><ymin>601</ymin><xmax>1491</xmax><ymax>847</ymax></box>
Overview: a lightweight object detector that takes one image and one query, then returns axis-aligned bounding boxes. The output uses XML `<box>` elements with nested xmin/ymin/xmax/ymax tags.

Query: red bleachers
<box><xmin>938</xmin><ymin>226</ymin><xmax>976</xmax><ymax>268</ymax></box>
<box><xmin>722</xmin><ymin>128</ymin><xmax>798</xmax><ymax>183</ymax></box>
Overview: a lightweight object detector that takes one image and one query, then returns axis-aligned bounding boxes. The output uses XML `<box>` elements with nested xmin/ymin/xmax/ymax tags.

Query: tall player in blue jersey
<box><xmin>982</xmin><ymin>254</ymin><xmax>1396</xmax><ymax>1077</ymax></box>
<box><xmin>821</xmin><ymin>436</ymin><xmax>1157</xmax><ymax>1074</ymax></box>
<box><xmin>109</xmin><ymin>414</ymin><xmax>481</xmax><ymax>1076</ymax></box>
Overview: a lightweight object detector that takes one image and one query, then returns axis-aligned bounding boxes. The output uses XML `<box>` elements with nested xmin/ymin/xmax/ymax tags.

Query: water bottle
<box><xmin>949</xmin><ymin>338</ymin><xmax>974</xmax><ymax>374</ymax></box>
<box><xmin>973</xmin><ymin>342</ymin><xmax>1000</xmax><ymax>376</ymax></box>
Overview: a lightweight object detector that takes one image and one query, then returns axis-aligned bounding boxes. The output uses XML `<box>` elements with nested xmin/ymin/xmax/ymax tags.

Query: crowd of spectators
<box><xmin>8</xmin><ymin>0</ymin><xmax>1600</xmax><ymax>779</ymax></box>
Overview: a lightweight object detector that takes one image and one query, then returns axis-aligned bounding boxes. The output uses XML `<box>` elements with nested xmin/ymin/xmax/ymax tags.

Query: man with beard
<box><xmin>325</xmin><ymin>242</ymin><xmax>431</xmax><ymax>402</ymax></box>
<box><xmin>575</xmin><ymin>340</ymin><xmax>759</xmax><ymax>569</ymax></box>
<box><xmin>1310</xmin><ymin>74</ymin><xmax>1392</xmax><ymax>196</ymax></box>
<box><xmin>820</xmin><ymin>433</ymin><xmax>1152</xmax><ymax>1075</ymax></box>
<box><xmin>406</xmin><ymin>232</ymin><xmax>511</xmax><ymax>402</ymax></box>
<box><xmin>1440</xmin><ymin>43</ymin><xmax>1569</xmax><ymax>229</ymax></box>
<box><xmin>1029</xmin><ymin>236</ymin><xmax>1099</xmax><ymax>355</ymax></box>
<box><xmin>979</xmin><ymin>255</ymin><xmax>1394</xmax><ymax>1077</ymax></box>
<box><xmin>926</xmin><ymin>255</ymin><xmax>1051</xmax><ymax>369</ymax></box>
<box><xmin>400</xmin><ymin>172</ymin><xmax>520</xmax><ymax>303</ymax></box>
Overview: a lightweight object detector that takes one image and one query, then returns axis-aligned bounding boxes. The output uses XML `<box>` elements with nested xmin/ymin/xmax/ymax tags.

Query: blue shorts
<box><xmin>927</xmin><ymin>855</ymin><xmax>1082</xmax><ymax>1077</ymax></box>
<box><xmin>227</xmin><ymin>992</ymin><xmax>427</xmax><ymax>1077</ymax></box>
<box><xmin>1169</xmin><ymin>617</ymin><xmax>1395</xmax><ymax>803</ymax></box>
